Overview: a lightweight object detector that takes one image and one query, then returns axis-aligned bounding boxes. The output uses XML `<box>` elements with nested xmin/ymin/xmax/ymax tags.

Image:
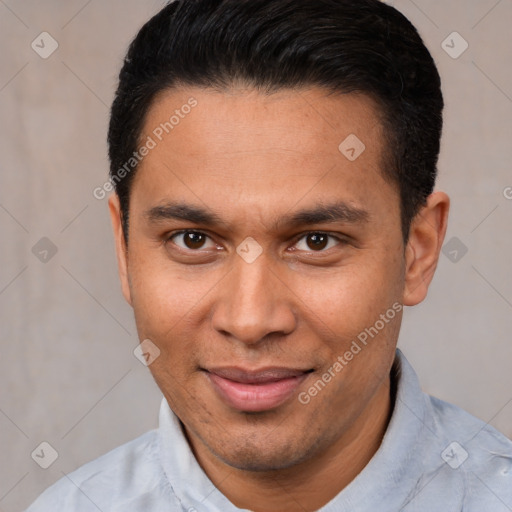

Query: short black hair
<box><xmin>108</xmin><ymin>0</ymin><xmax>443</xmax><ymax>243</ymax></box>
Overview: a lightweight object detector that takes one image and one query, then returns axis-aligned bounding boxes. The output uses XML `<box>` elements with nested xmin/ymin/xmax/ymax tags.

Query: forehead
<box><xmin>130</xmin><ymin>86</ymin><xmax>399</xmax><ymax>231</ymax></box>
<box><xmin>143</xmin><ymin>86</ymin><xmax>385</xmax><ymax>161</ymax></box>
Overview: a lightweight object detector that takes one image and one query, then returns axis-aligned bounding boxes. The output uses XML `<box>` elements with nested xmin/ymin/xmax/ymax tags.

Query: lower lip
<box><xmin>206</xmin><ymin>372</ymin><xmax>310</xmax><ymax>412</ymax></box>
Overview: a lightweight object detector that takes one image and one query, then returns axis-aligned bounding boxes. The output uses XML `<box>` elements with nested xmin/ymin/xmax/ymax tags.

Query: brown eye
<box><xmin>294</xmin><ymin>232</ymin><xmax>342</xmax><ymax>252</ymax></box>
<box><xmin>184</xmin><ymin>232</ymin><xmax>206</xmax><ymax>249</ymax></box>
<box><xmin>306</xmin><ymin>233</ymin><xmax>328</xmax><ymax>251</ymax></box>
<box><xmin>169</xmin><ymin>231</ymin><xmax>216</xmax><ymax>251</ymax></box>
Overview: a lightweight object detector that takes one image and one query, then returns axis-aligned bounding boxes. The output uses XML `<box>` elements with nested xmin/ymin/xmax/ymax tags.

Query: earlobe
<box><xmin>108</xmin><ymin>194</ymin><xmax>132</xmax><ymax>306</ymax></box>
<box><xmin>403</xmin><ymin>191</ymin><xmax>450</xmax><ymax>306</ymax></box>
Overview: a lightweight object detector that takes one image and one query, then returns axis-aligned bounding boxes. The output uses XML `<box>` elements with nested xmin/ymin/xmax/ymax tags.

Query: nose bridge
<box><xmin>211</xmin><ymin>252</ymin><xmax>295</xmax><ymax>344</ymax></box>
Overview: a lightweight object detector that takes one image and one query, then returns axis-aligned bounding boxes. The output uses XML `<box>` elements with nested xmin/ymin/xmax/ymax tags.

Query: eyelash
<box><xmin>166</xmin><ymin>230</ymin><xmax>347</xmax><ymax>254</ymax></box>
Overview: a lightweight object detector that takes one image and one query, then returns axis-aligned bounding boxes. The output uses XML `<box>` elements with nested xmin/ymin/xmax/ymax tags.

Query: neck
<box><xmin>186</xmin><ymin>376</ymin><xmax>393</xmax><ymax>512</ymax></box>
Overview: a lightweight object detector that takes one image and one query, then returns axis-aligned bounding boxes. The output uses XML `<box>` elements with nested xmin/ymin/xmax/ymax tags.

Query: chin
<box><xmin>220</xmin><ymin>450</ymin><xmax>301</xmax><ymax>472</ymax></box>
<box><xmin>209</xmin><ymin>432</ymin><xmax>319</xmax><ymax>473</ymax></box>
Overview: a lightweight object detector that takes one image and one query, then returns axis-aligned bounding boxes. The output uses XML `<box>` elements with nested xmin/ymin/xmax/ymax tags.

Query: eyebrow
<box><xmin>275</xmin><ymin>201</ymin><xmax>369</xmax><ymax>230</ymax></box>
<box><xmin>144</xmin><ymin>200</ymin><xmax>369</xmax><ymax>230</ymax></box>
<box><xmin>145</xmin><ymin>202</ymin><xmax>229</xmax><ymax>228</ymax></box>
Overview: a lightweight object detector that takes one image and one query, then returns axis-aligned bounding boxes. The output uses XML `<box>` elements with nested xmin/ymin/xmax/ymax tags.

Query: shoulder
<box><xmin>429</xmin><ymin>393</ymin><xmax>512</xmax><ymax>457</ymax></box>
<box><xmin>428</xmin><ymin>394</ymin><xmax>512</xmax><ymax>509</ymax></box>
<box><xmin>25</xmin><ymin>429</ymin><xmax>178</xmax><ymax>511</ymax></box>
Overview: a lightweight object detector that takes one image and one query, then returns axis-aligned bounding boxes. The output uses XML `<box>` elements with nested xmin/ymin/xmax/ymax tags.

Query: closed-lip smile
<box><xmin>204</xmin><ymin>366</ymin><xmax>313</xmax><ymax>412</ymax></box>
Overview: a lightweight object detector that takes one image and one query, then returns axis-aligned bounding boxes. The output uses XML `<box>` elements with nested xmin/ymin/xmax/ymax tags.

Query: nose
<box><xmin>211</xmin><ymin>251</ymin><xmax>297</xmax><ymax>346</ymax></box>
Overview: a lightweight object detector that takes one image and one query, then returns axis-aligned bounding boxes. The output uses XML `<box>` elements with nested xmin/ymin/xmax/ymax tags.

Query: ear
<box><xmin>403</xmin><ymin>191</ymin><xmax>450</xmax><ymax>306</ymax></box>
<box><xmin>108</xmin><ymin>194</ymin><xmax>132</xmax><ymax>306</ymax></box>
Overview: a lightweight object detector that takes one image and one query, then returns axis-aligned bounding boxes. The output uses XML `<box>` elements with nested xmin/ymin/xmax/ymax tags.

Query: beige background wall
<box><xmin>0</xmin><ymin>0</ymin><xmax>511</xmax><ymax>510</ymax></box>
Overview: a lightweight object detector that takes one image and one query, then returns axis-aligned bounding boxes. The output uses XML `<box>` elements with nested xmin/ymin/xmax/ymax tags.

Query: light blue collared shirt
<box><xmin>26</xmin><ymin>350</ymin><xmax>512</xmax><ymax>511</ymax></box>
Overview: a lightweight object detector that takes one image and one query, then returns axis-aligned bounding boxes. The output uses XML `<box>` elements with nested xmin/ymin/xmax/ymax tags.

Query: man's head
<box><xmin>106</xmin><ymin>0</ymin><xmax>449</xmax><ymax>491</ymax></box>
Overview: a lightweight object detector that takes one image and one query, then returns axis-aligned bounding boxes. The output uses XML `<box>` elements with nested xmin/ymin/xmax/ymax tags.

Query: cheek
<box><xmin>295</xmin><ymin>254</ymin><xmax>403</xmax><ymax>336</ymax></box>
<box><xmin>127</xmin><ymin>249</ymin><xmax>208</xmax><ymax>334</ymax></box>
<box><xmin>128</xmin><ymin>265</ymin><xmax>204</xmax><ymax>393</ymax></box>
<box><xmin>127</xmin><ymin>251</ymin><xmax>225</xmax><ymax>383</ymax></box>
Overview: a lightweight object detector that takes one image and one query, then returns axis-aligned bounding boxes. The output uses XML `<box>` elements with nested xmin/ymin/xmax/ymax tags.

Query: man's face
<box><xmin>114</xmin><ymin>87</ymin><xmax>407</xmax><ymax>471</ymax></box>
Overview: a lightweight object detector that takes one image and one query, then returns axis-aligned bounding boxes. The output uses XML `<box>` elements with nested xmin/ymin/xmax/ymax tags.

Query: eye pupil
<box><xmin>184</xmin><ymin>232</ymin><xmax>205</xmax><ymax>249</ymax></box>
<box><xmin>307</xmin><ymin>233</ymin><xmax>328</xmax><ymax>251</ymax></box>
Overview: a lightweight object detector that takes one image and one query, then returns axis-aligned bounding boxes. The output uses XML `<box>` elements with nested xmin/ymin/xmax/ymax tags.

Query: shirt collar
<box><xmin>157</xmin><ymin>349</ymin><xmax>436</xmax><ymax>511</ymax></box>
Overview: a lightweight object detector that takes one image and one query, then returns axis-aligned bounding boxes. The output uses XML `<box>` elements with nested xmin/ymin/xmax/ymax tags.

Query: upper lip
<box><xmin>205</xmin><ymin>367</ymin><xmax>313</xmax><ymax>384</ymax></box>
